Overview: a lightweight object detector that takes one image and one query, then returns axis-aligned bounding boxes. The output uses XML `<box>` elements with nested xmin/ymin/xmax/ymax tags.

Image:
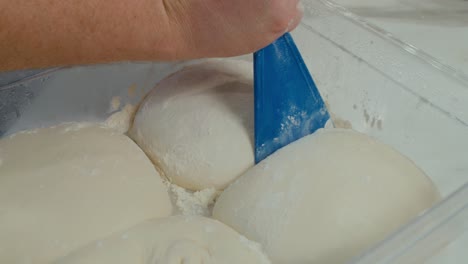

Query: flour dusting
<box><xmin>168</xmin><ymin>183</ymin><xmax>220</xmax><ymax>216</ymax></box>
<box><xmin>105</xmin><ymin>104</ymin><xmax>137</xmax><ymax>134</ymax></box>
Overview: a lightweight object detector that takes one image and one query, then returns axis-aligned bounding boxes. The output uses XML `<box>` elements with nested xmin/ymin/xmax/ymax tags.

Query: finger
<box><xmin>267</xmin><ymin>0</ymin><xmax>302</xmax><ymax>35</ymax></box>
<box><xmin>286</xmin><ymin>7</ymin><xmax>303</xmax><ymax>33</ymax></box>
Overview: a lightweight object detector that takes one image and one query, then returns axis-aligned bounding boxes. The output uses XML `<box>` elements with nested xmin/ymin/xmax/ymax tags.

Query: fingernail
<box><xmin>284</xmin><ymin>19</ymin><xmax>294</xmax><ymax>33</ymax></box>
<box><xmin>297</xmin><ymin>1</ymin><xmax>304</xmax><ymax>13</ymax></box>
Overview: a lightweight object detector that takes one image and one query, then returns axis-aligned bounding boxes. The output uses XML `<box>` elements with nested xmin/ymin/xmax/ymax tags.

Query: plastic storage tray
<box><xmin>1</xmin><ymin>0</ymin><xmax>468</xmax><ymax>262</ymax></box>
<box><xmin>332</xmin><ymin>0</ymin><xmax>468</xmax><ymax>78</ymax></box>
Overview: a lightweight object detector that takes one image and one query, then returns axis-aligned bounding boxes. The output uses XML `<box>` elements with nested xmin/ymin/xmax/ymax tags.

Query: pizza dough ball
<box><xmin>213</xmin><ymin>129</ymin><xmax>440</xmax><ymax>264</ymax></box>
<box><xmin>54</xmin><ymin>216</ymin><xmax>271</xmax><ymax>264</ymax></box>
<box><xmin>130</xmin><ymin>60</ymin><xmax>254</xmax><ymax>191</ymax></box>
<box><xmin>0</xmin><ymin>123</ymin><xmax>172</xmax><ymax>264</ymax></box>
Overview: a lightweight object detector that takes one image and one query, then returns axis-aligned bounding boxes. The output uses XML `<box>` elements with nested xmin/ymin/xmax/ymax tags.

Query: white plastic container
<box><xmin>1</xmin><ymin>0</ymin><xmax>468</xmax><ymax>262</ymax></box>
<box><xmin>333</xmin><ymin>0</ymin><xmax>468</xmax><ymax>77</ymax></box>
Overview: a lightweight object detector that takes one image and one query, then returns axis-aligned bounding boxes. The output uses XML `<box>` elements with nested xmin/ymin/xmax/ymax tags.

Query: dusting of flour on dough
<box><xmin>108</xmin><ymin>96</ymin><xmax>121</xmax><ymax>113</ymax></box>
<box><xmin>60</xmin><ymin>122</ymin><xmax>93</xmax><ymax>133</ymax></box>
<box><xmin>168</xmin><ymin>183</ymin><xmax>220</xmax><ymax>217</ymax></box>
<box><xmin>324</xmin><ymin>100</ymin><xmax>352</xmax><ymax>129</ymax></box>
<box><xmin>239</xmin><ymin>235</ymin><xmax>272</xmax><ymax>264</ymax></box>
<box><xmin>105</xmin><ymin>104</ymin><xmax>137</xmax><ymax>134</ymax></box>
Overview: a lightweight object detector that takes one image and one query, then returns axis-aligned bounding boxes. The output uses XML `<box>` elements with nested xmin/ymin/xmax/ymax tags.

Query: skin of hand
<box><xmin>0</xmin><ymin>0</ymin><xmax>303</xmax><ymax>71</ymax></box>
<box><xmin>165</xmin><ymin>0</ymin><xmax>304</xmax><ymax>59</ymax></box>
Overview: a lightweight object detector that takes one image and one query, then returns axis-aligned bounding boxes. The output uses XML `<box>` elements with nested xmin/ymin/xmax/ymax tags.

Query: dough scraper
<box><xmin>254</xmin><ymin>33</ymin><xmax>330</xmax><ymax>163</ymax></box>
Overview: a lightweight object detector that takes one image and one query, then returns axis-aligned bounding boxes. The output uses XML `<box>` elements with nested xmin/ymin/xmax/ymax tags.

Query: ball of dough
<box><xmin>130</xmin><ymin>60</ymin><xmax>254</xmax><ymax>191</ymax></box>
<box><xmin>54</xmin><ymin>216</ymin><xmax>271</xmax><ymax>264</ymax></box>
<box><xmin>213</xmin><ymin>129</ymin><xmax>440</xmax><ymax>264</ymax></box>
<box><xmin>0</xmin><ymin>123</ymin><xmax>172</xmax><ymax>264</ymax></box>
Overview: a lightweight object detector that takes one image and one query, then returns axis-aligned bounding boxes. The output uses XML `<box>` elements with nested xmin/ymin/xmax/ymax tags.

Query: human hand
<box><xmin>164</xmin><ymin>0</ymin><xmax>304</xmax><ymax>59</ymax></box>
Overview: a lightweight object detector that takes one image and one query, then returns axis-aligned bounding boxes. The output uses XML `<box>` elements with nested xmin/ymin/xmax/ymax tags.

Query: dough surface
<box><xmin>213</xmin><ymin>129</ymin><xmax>440</xmax><ymax>263</ymax></box>
<box><xmin>54</xmin><ymin>215</ymin><xmax>271</xmax><ymax>264</ymax></box>
<box><xmin>0</xmin><ymin>123</ymin><xmax>172</xmax><ymax>264</ymax></box>
<box><xmin>130</xmin><ymin>60</ymin><xmax>254</xmax><ymax>191</ymax></box>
